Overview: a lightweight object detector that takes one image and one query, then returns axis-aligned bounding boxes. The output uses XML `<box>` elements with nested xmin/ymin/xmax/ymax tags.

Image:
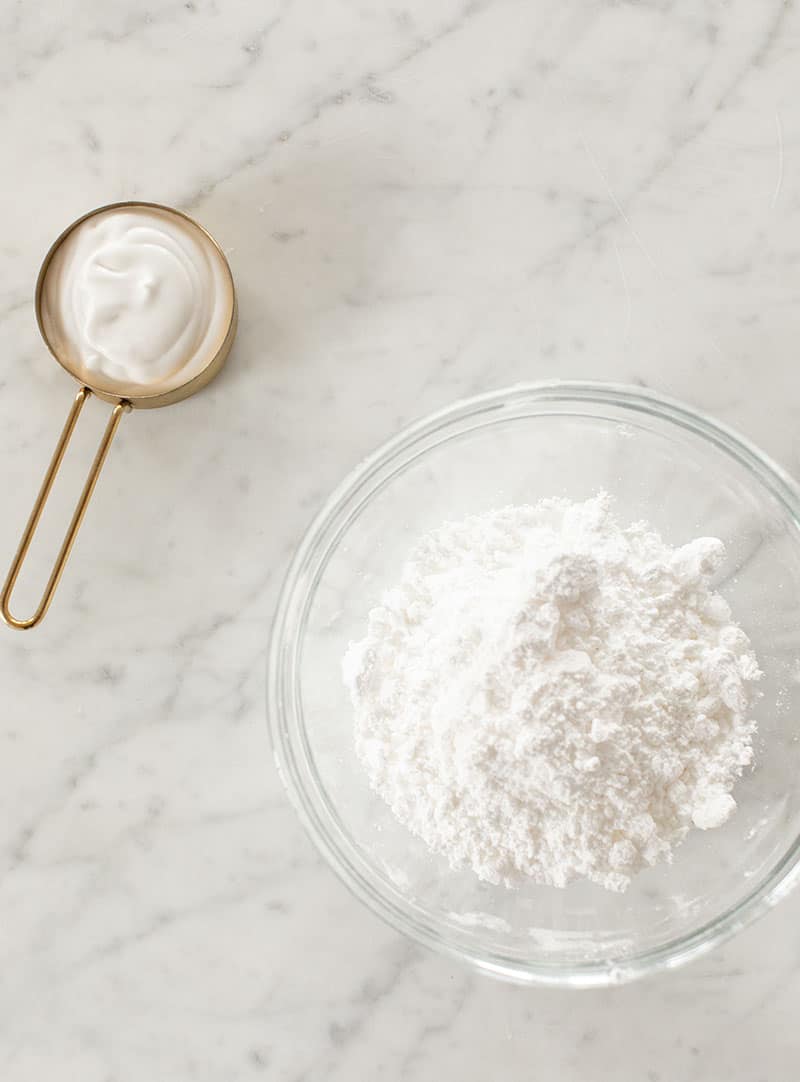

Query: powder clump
<box><xmin>343</xmin><ymin>493</ymin><xmax>760</xmax><ymax>892</ymax></box>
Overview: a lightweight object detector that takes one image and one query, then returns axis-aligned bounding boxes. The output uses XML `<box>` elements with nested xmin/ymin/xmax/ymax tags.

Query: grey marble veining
<box><xmin>1</xmin><ymin>1</ymin><xmax>800</xmax><ymax>1078</ymax></box>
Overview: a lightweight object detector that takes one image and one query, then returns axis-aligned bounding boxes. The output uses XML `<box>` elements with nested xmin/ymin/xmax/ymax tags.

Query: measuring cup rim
<box><xmin>34</xmin><ymin>200</ymin><xmax>237</xmax><ymax>409</ymax></box>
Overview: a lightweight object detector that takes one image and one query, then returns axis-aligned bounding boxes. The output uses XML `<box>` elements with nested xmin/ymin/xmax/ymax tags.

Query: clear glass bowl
<box><xmin>268</xmin><ymin>382</ymin><xmax>800</xmax><ymax>986</ymax></box>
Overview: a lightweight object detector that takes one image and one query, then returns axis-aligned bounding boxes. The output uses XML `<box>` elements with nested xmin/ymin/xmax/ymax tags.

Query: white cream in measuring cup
<box><xmin>2</xmin><ymin>201</ymin><xmax>236</xmax><ymax>630</ymax></box>
<box><xmin>39</xmin><ymin>204</ymin><xmax>232</xmax><ymax>395</ymax></box>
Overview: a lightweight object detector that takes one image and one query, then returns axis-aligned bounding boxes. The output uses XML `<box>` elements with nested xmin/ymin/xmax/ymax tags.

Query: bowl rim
<box><xmin>268</xmin><ymin>380</ymin><xmax>800</xmax><ymax>987</ymax></box>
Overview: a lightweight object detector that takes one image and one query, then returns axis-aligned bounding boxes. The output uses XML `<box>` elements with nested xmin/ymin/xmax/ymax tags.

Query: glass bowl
<box><xmin>268</xmin><ymin>382</ymin><xmax>800</xmax><ymax>986</ymax></box>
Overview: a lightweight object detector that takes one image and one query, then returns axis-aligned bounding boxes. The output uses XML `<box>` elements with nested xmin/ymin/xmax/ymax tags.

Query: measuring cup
<box><xmin>1</xmin><ymin>201</ymin><xmax>237</xmax><ymax>630</ymax></box>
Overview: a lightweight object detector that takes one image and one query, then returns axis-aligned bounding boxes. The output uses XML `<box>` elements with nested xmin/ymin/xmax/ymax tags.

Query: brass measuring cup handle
<box><xmin>1</xmin><ymin>387</ymin><xmax>130</xmax><ymax>630</ymax></box>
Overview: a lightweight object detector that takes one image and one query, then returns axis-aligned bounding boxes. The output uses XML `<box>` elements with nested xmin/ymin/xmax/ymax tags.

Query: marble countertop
<box><xmin>2</xmin><ymin>1</ymin><xmax>800</xmax><ymax>1078</ymax></box>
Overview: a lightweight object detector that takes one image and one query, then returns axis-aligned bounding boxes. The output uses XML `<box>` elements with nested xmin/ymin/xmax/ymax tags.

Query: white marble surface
<box><xmin>1</xmin><ymin>0</ymin><xmax>800</xmax><ymax>1077</ymax></box>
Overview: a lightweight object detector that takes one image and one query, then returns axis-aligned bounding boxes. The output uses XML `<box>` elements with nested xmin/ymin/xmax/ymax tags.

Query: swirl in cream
<box><xmin>40</xmin><ymin>206</ymin><xmax>232</xmax><ymax>395</ymax></box>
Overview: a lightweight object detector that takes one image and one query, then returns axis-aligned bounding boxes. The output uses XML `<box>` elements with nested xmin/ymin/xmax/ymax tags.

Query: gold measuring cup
<box><xmin>1</xmin><ymin>201</ymin><xmax>237</xmax><ymax>630</ymax></box>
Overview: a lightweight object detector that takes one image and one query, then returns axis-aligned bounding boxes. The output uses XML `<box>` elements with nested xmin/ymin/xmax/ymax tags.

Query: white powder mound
<box><xmin>342</xmin><ymin>493</ymin><xmax>761</xmax><ymax>892</ymax></box>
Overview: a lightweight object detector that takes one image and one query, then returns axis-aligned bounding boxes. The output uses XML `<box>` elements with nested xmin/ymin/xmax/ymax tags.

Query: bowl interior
<box><xmin>280</xmin><ymin>389</ymin><xmax>800</xmax><ymax>981</ymax></box>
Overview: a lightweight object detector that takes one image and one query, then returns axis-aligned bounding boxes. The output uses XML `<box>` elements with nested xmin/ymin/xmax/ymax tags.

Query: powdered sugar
<box><xmin>343</xmin><ymin>493</ymin><xmax>761</xmax><ymax>892</ymax></box>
